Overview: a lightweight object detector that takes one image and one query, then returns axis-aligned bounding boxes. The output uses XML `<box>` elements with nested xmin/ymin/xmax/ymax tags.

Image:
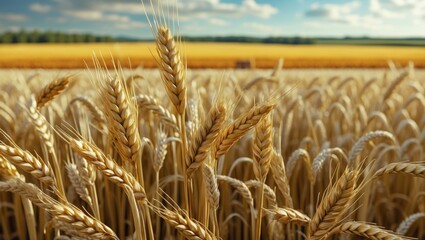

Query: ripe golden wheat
<box><xmin>0</xmin><ymin>17</ymin><xmax>424</xmax><ymax>240</ymax></box>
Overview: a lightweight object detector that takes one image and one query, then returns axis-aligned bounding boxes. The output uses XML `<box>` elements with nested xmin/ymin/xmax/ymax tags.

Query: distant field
<box><xmin>315</xmin><ymin>39</ymin><xmax>425</xmax><ymax>46</ymax></box>
<box><xmin>1</xmin><ymin>42</ymin><xmax>425</xmax><ymax>68</ymax></box>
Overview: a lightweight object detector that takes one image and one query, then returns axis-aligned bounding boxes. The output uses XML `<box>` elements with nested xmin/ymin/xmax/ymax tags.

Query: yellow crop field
<box><xmin>1</xmin><ymin>43</ymin><xmax>425</xmax><ymax>69</ymax></box>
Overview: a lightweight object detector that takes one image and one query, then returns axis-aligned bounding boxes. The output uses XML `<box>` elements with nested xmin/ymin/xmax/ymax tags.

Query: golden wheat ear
<box><xmin>215</xmin><ymin>101</ymin><xmax>276</xmax><ymax>159</ymax></box>
<box><xmin>36</xmin><ymin>76</ymin><xmax>73</xmax><ymax>110</ymax></box>
<box><xmin>156</xmin><ymin>25</ymin><xmax>187</xmax><ymax>115</ymax></box>
<box><xmin>186</xmin><ymin>103</ymin><xmax>226</xmax><ymax>177</ymax></box>
<box><xmin>308</xmin><ymin>170</ymin><xmax>358</xmax><ymax>240</ymax></box>
<box><xmin>0</xmin><ymin>139</ymin><xmax>56</xmax><ymax>187</ymax></box>
<box><xmin>268</xmin><ymin>207</ymin><xmax>311</xmax><ymax>225</ymax></box>
<box><xmin>336</xmin><ymin>221</ymin><xmax>411</xmax><ymax>240</ymax></box>
<box><xmin>0</xmin><ymin>178</ymin><xmax>118</xmax><ymax>239</ymax></box>
<box><xmin>67</xmin><ymin>137</ymin><xmax>146</xmax><ymax>202</ymax></box>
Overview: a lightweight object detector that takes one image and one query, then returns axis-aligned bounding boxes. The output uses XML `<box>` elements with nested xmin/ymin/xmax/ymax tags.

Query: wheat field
<box><xmin>1</xmin><ymin>42</ymin><xmax>425</xmax><ymax>69</ymax></box>
<box><xmin>0</xmin><ymin>24</ymin><xmax>425</xmax><ymax>240</ymax></box>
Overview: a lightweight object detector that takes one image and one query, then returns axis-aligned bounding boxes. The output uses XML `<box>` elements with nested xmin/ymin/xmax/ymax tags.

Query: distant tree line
<box><xmin>2</xmin><ymin>30</ymin><xmax>422</xmax><ymax>46</ymax></box>
<box><xmin>182</xmin><ymin>36</ymin><xmax>315</xmax><ymax>45</ymax></box>
<box><xmin>0</xmin><ymin>30</ymin><xmax>116</xmax><ymax>43</ymax></box>
<box><xmin>0</xmin><ymin>31</ymin><xmax>316</xmax><ymax>44</ymax></box>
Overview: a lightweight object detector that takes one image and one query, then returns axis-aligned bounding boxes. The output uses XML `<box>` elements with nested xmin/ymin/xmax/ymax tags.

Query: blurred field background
<box><xmin>1</xmin><ymin>43</ymin><xmax>425</xmax><ymax>69</ymax></box>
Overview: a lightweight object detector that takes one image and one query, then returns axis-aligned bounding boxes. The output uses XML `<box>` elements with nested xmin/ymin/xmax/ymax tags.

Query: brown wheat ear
<box><xmin>36</xmin><ymin>76</ymin><xmax>72</xmax><ymax>110</ymax></box>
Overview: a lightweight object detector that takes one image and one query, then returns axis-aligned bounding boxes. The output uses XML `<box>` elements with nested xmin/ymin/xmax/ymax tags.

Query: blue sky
<box><xmin>0</xmin><ymin>0</ymin><xmax>424</xmax><ymax>38</ymax></box>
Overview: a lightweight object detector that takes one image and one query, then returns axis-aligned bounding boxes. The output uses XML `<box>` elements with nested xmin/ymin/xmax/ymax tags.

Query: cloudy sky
<box><xmin>0</xmin><ymin>0</ymin><xmax>424</xmax><ymax>38</ymax></box>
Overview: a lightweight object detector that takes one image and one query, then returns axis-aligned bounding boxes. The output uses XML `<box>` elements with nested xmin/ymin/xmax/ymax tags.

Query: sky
<box><xmin>0</xmin><ymin>0</ymin><xmax>424</xmax><ymax>38</ymax></box>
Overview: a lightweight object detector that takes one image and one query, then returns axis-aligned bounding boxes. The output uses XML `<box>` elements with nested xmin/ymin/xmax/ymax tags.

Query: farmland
<box><xmin>1</xmin><ymin>18</ymin><xmax>425</xmax><ymax>240</ymax></box>
<box><xmin>1</xmin><ymin>42</ymin><xmax>425</xmax><ymax>69</ymax></box>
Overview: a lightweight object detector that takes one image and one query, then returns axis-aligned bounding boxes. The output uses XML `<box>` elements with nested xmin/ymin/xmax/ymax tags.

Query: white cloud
<box><xmin>64</xmin><ymin>10</ymin><xmax>146</xmax><ymax>29</ymax></box>
<box><xmin>305</xmin><ymin>2</ymin><xmax>361</xmax><ymax>20</ymax></box>
<box><xmin>30</xmin><ymin>3</ymin><xmax>51</xmax><ymax>13</ymax></box>
<box><xmin>208</xmin><ymin>18</ymin><xmax>228</xmax><ymax>26</ymax></box>
<box><xmin>387</xmin><ymin>0</ymin><xmax>425</xmax><ymax>18</ymax></box>
<box><xmin>304</xmin><ymin>1</ymin><xmax>386</xmax><ymax>28</ymax></box>
<box><xmin>56</xmin><ymin>0</ymin><xmax>278</xmax><ymax>20</ymax></box>
<box><xmin>243</xmin><ymin>22</ymin><xmax>283</xmax><ymax>35</ymax></box>
<box><xmin>0</xmin><ymin>14</ymin><xmax>27</xmax><ymax>22</ymax></box>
